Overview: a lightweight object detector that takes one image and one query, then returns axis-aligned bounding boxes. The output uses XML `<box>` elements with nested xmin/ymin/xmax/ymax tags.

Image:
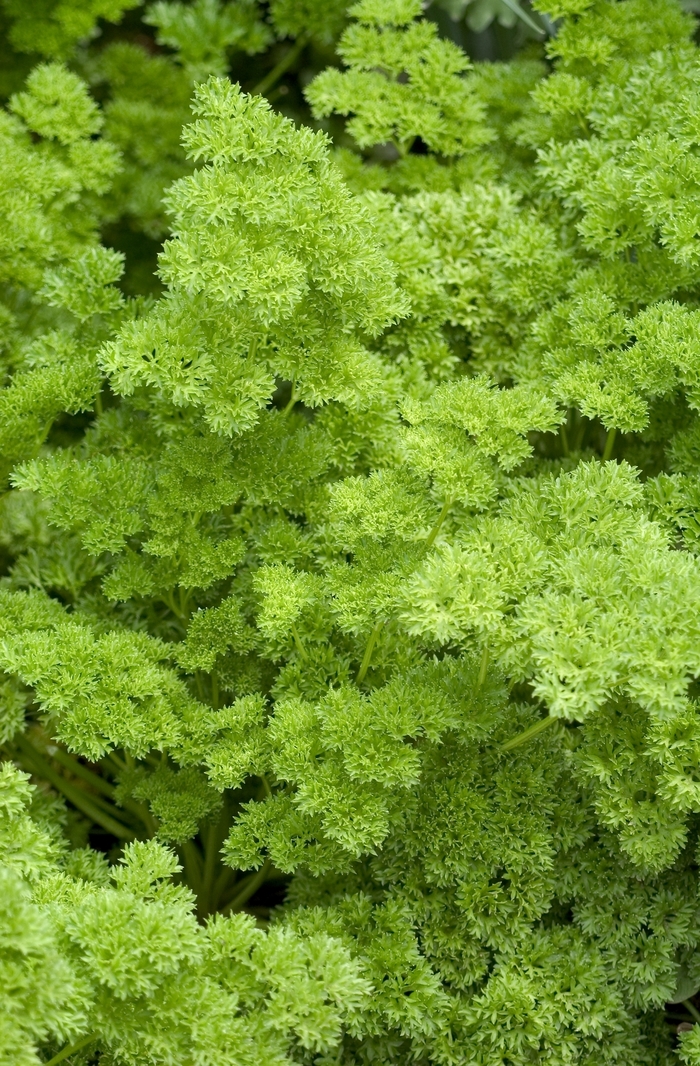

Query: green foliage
<box><xmin>0</xmin><ymin>61</ymin><xmax>121</xmax><ymax>477</ymax></box>
<box><xmin>268</xmin><ymin>0</ymin><xmax>349</xmax><ymax>43</ymax></box>
<box><xmin>6</xmin><ymin>0</ymin><xmax>700</xmax><ymax>1063</ymax></box>
<box><xmin>145</xmin><ymin>0</ymin><xmax>272</xmax><ymax>81</ymax></box>
<box><xmin>98</xmin><ymin>77</ymin><xmax>405</xmax><ymax>434</ymax></box>
<box><xmin>0</xmin><ymin>0</ymin><xmax>141</xmax><ymax>59</ymax></box>
<box><xmin>307</xmin><ymin>0</ymin><xmax>493</xmax><ymax>156</ymax></box>
<box><xmin>0</xmin><ymin>764</ymin><xmax>368</xmax><ymax>1065</ymax></box>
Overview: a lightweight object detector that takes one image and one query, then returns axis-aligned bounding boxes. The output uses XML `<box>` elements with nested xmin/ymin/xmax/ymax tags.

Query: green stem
<box><xmin>291</xmin><ymin>623</ymin><xmax>308</xmax><ymax>663</ymax></box>
<box><xmin>560</xmin><ymin>420</ymin><xmax>569</xmax><ymax>458</ymax></box>
<box><xmin>46</xmin><ymin>746</ymin><xmax>115</xmax><ymax>799</ymax></box>
<box><xmin>199</xmin><ymin>819</ymin><xmax>220</xmax><ymax>919</ymax></box>
<box><xmin>573</xmin><ymin>412</ymin><xmax>587</xmax><ymax>452</ymax></box>
<box><xmin>211</xmin><ymin>865</ymin><xmax>238</xmax><ymax>913</ymax></box>
<box><xmin>105</xmin><ymin>774</ymin><xmax>158</xmax><ymax>836</ymax></box>
<box><xmin>424</xmin><ymin>498</ymin><xmax>452</xmax><ymax>550</ymax></box>
<box><xmin>356</xmin><ymin>621</ymin><xmax>382</xmax><ymax>684</ymax></box>
<box><xmin>221</xmin><ymin>858</ymin><xmax>272</xmax><ymax>915</ymax></box>
<box><xmin>282</xmin><ymin>381</ymin><xmax>297</xmax><ymax>417</ymax></box>
<box><xmin>195</xmin><ymin>670</ymin><xmax>206</xmax><ymax>702</ymax></box>
<box><xmin>44</xmin><ymin>747</ymin><xmax>149</xmax><ymax>831</ymax></box>
<box><xmin>395</xmin><ymin>135</ymin><xmax>417</xmax><ymax>158</ymax></box>
<box><xmin>38</xmin><ymin>419</ymin><xmax>54</xmax><ymax>454</ymax></box>
<box><xmin>684</xmin><ymin>1000</ymin><xmax>700</xmax><ymax>1024</ymax></box>
<box><xmin>501</xmin><ymin>0</ymin><xmax>546</xmax><ymax>34</ymax></box>
<box><xmin>101</xmin><ymin>750</ymin><xmax>160</xmax><ymax>831</ymax></box>
<box><xmin>119</xmin><ymin>797</ymin><xmax>157</xmax><ymax>836</ymax></box>
<box><xmin>140</xmin><ymin>752</ymin><xmax>162</xmax><ymax>770</ymax></box>
<box><xmin>253</xmin><ymin>35</ymin><xmax>308</xmax><ymax>96</ymax></box>
<box><xmin>602</xmin><ymin>426</ymin><xmax>617</xmax><ymax>462</ymax></box>
<box><xmin>211</xmin><ymin>671</ymin><xmax>219</xmax><ymax>712</ymax></box>
<box><xmin>501</xmin><ymin>714</ymin><xmax>557</xmax><ymax>752</ymax></box>
<box><xmin>161</xmin><ymin>587</ymin><xmax>192</xmax><ymax>626</ymax></box>
<box><xmin>43</xmin><ymin>1033</ymin><xmax>96</xmax><ymax>1066</ymax></box>
<box><xmin>13</xmin><ymin>736</ymin><xmax>137</xmax><ymax>840</ymax></box>
<box><xmin>66</xmin><ymin>782</ymin><xmax>142</xmax><ymax>827</ymax></box>
<box><xmin>162</xmin><ymin>590</ymin><xmax>180</xmax><ymax>620</ymax></box>
<box><xmin>178</xmin><ymin>586</ymin><xmax>192</xmax><ymax>619</ymax></box>
<box><xmin>181</xmin><ymin>839</ymin><xmax>203</xmax><ymax>894</ymax></box>
<box><xmin>103</xmin><ymin>751</ymin><xmax>127</xmax><ymax>773</ymax></box>
<box><xmin>477</xmin><ymin>644</ymin><xmax>489</xmax><ymax>690</ymax></box>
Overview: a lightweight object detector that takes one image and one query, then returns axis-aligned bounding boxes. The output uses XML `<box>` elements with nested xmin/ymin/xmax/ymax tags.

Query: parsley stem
<box><xmin>602</xmin><ymin>426</ymin><xmax>617</xmax><ymax>462</ymax></box>
<box><xmin>573</xmin><ymin>411</ymin><xmax>587</xmax><ymax>452</ymax></box>
<box><xmin>47</xmin><ymin>749</ymin><xmax>152</xmax><ymax>834</ymax></box>
<box><xmin>477</xmin><ymin>644</ymin><xmax>489</xmax><ymax>689</ymax></box>
<box><xmin>211</xmin><ymin>865</ymin><xmax>238</xmax><ymax>912</ymax></box>
<box><xmin>501</xmin><ymin>0</ymin><xmax>546</xmax><ymax>34</ymax></box>
<box><xmin>253</xmin><ymin>35</ymin><xmax>308</xmax><ymax>97</ymax></box>
<box><xmin>43</xmin><ymin>1033</ymin><xmax>96</xmax><ymax>1065</ymax></box>
<box><xmin>13</xmin><ymin>735</ymin><xmax>137</xmax><ymax>840</ymax></box>
<box><xmin>47</xmin><ymin>746</ymin><xmax>116</xmax><ymax>799</ymax></box>
<box><xmin>501</xmin><ymin>714</ymin><xmax>557</xmax><ymax>752</ymax></box>
<box><xmin>282</xmin><ymin>381</ymin><xmax>297</xmax><ymax>416</ymax></box>
<box><xmin>356</xmin><ymin>620</ymin><xmax>382</xmax><ymax>684</ymax></box>
<box><xmin>291</xmin><ymin>623</ymin><xmax>308</xmax><ymax>662</ymax></box>
<box><xmin>199</xmin><ymin>818</ymin><xmax>220</xmax><ymax>919</ymax></box>
<box><xmin>684</xmin><ymin>1000</ymin><xmax>700</xmax><ymax>1024</ymax></box>
<box><xmin>181</xmin><ymin>839</ymin><xmax>204</xmax><ymax>894</ymax></box>
<box><xmin>179</xmin><ymin>586</ymin><xmax>191</xmax><ymax>618</ymax></box>
<box><xmin>100</xmin><ymin>754</ymin><xmax>159</xmax><ymax>835</ymax></box>
<box><xmin>221</xmin><ymin>857</ymin><xmax>272</xmax><ymax>914</ymax></box>
<box><xmin>162</xmin><ymin>588</ymin><xmax>187</xmax><ymax>625</ymax></box>
<box><xmin>103</xmin><ymin>750</ymin><xmax>127</xmax><ymax>772</ymax></box>
<box><xmin>425</xmin><ymin>497</ymin><xmax>452</xmax><ymax>550</ymax></box>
